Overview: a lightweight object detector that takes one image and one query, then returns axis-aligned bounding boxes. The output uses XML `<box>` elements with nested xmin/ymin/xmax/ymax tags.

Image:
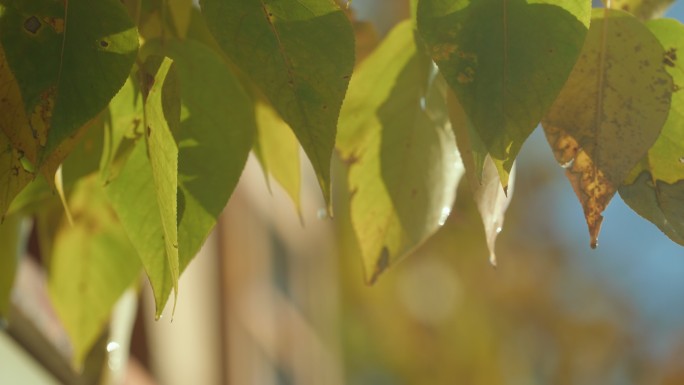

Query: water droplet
<box><xmin>316</xmin><ymin>208</ymin><xmax>328</xmax><ymax>220</ymax></box>
<box><xmin>495</xmin><ymin>226</ymin><xmax>502</xmax><ymax>234</ymax></box>
<box><xmin>560</xmin><ymin>158</ymin><xmax>575</xmax><ymax>169</ymax></box>
<box><xmin>106</xmin><ymin>341</ymin><xmax>120</xmax><ymax>353</ymax></box>
<box><xmin>155</xmin><ymin>314</ymin><xmax>163</xmax><ymax>321</ymax></box>
<box><xmin>438</xmin><ymin>206</ymin><xmax>451</xmax><ymax>226</ymax></box>
<box><xmin>419</xmin><ymin>96</ymin><xmax>427</xmax><ymax>111</ymax></box>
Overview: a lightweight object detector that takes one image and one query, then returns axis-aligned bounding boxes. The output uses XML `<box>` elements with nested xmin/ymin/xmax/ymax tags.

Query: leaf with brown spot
<box><xmin>542</xmin><ymin>9</ymin><xmax>672</xmax><ymax>248</ymax></box>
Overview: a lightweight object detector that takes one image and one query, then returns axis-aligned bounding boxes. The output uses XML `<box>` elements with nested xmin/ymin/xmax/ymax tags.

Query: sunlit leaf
<box><xmin>417</xmin><ymin>0</ymin><xmax>590</xmax><ymax>188</ymax></box>
<box><xmin>338</xmin><ymin>21</ymin><xmax>463</xmax><ymax>283</ymax></box>
<box><xmin>48</xmin><ymin>176</ymin><xmax>141</xmax><ymax>366</ymax></box>
<box><xmin>610</xmin><ymin>0</ymin><xmax>675</xmax><ymax>20</ymax></box>
<box><xmin>200</xmin><ymin>0</ymin><xmax>355</xmax><ymax>207</ymax></box>
<box><xmin>619</xmin><ymin>18</ymin><xmax>684</xmax><ymax>245</ymax></box>
<box><xmin>542</xmin><ymin>9</ymin><xmax>672</xmax><ymax>248</ymax></box>
<box><xmin>0</xmin><ymin>0</ymin><xmax>138</xmax><ymax>165</ymax></box>
<box><xmin>109</xmin><ymin>39</ymin><xmax>255</xmax><ymax>316</ymax></box>
<box><xmin>145</xmin><ymin>57</ymin><xmax>180</xmax><ymax>308</ymax></box>
<box><xmin>253</xmin><ymin>101</ymin><xmax>301</xmax><ymax>216</ymax></box>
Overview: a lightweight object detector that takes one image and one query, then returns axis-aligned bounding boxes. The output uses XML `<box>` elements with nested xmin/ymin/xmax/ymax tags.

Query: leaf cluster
<box><xmin>0</xmin><ymin>0</ymin><xmax>682</xmax><ymax>367</ymax></box>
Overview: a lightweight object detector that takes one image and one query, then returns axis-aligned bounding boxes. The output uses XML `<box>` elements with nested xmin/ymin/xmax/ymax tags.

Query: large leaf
<box><xmin>338</xmin><ymin>21</ymin><xmax>463</xmax><ymax>283</ymax></box>
<box><xmin>48</xmin><ymin>176</ymin><xmax>141</xmax><ymax>366</ymax></box>
<box><xmin>417</xmin><ymin>0</ymin><xmax>590</xmax><ymax>188</ymax></box>
<box><xmin>619</xmin><ymin>18</ymin><xmax>684</xmax><ymax>245</ymax></box>
<box><xmin>542</xmin><ymin>9</ymin><xmax>672</xmax><ymax>248</ymax></box>
<box><xmin>0</xmin><ymin>0</ymin><xmax>138</xmax><ymax>165</ymax></box>
<box><xmin>253</xmin><ymin>101</ymin><xmax>301</xmax><ymax>216</ymax></box>
<box><xmin>200</xmin><ymin>0</ymin><xmax>355</xmax><ymax>207</ymax></box>
<box><xmin>611</xmin><ymin>0</ymin><xmax>675</xmax><ymax>20</ymax></box>
<box><xmin>145</xmin><ymin>58</ymin><xmax>180</xmax><ymax>307</ymax></box>
<box><xmin>108</xmin><ymin>39</ymin><xmax>255</xmax><ymax>316</ymax></box>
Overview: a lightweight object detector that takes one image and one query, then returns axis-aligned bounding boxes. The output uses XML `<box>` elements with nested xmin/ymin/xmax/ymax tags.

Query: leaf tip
<box><xmin>367</xmin><ymin>246</ymin><xmax>390</xmax><ymax>285</ymax></box>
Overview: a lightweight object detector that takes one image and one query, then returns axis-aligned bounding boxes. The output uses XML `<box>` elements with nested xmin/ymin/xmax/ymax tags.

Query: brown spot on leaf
<box><xmin>99</xmin><ymin>40</ymin><xmax>110</xmax><ymax>48</ymax></box>
<box><xmin>23</xmin><ymin>16</ymin><xmax>41</xmax><ymax>34</ymax></box>
<box><xmin>664</xmin><ymin>47</ymin><xmax>677</xmax><ymax>67</ymax></box>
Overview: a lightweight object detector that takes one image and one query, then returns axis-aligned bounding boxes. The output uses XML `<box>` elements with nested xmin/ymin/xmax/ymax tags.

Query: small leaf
<box><xmin>48</xmin><ymin>176</ymin><xmax>141</xmax><ymax>366</ymax></box>
<box><xmin>145</xmin><ymin>57</ymin><xmax>180</xmax><ymax>310</ymax></box>
<box><xmin>253</xmin><ymin>101</ymin><xmax>301</xmax><ymax>216</ymax></box>
<box><xmin>417</xmin><ymin>0</ymin><xmax>590</xmax><ymax>188</ymax></box>
<box><xmin>619</xmin><ymin>18</ymin><xmax>684</xmax><ymax>245</ymax></box>
<box><xmin>542</xmin><ymin>9</ymin><xmax>672</xmax><ymax>248</ymax></box>
<box><xmin>338</xmin><ymin>21</ymin><xmax>463</xmax><ymax>283</ymax></box>
<box><xmin>610</xmin><ymin>0</ymin><xmax>675</xmax><ymax>20</ymax></box>
<box><xmin>0</xmin><ymin>0</ymin><xmax>138</xmax><ymax>165</ymax></box>
<box><xmin>200</xmin><ymin>0</ymin><xmax>355</xmax><ymax>207</ymax></box>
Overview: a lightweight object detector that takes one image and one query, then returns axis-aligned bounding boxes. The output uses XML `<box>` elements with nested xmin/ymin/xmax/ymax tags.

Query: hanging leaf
<box><xmin>199</xmin><ymin>0</ymin><xmax>355</xmax><ymax>207</ymax></box>
<box><xmin>145</xmin><ymin>57</ymin><xmax>180</xmax><ymax>310</ymax></box>
<box><xmin>338</xmin><ymin>21</ymin><xmax>463</xmax><ymax>284</ymax></box>
<box><xmin>48</xmin><ymin>176</ymin><xmax>141</xmax><ymax>366</ymax></box>
<box><xmin>448</xmin><ymin>93</ymin><xmax>514</xmax><ymax>265</ymax></box>
<box><xmin>108</xmin><ymin>39</ymin><xmax>255</xmax><ymax>316</ymax></box>
<box><xmin>253</xmin><ymin>101</ymin><xmax>302</xmax><ymax>216</ymax></box>
<box><xmin>610</xmin><ymin>0</ymin><xmax>675</xmax><ymax>20</ymax></box>
<box><xmin>417</xmin><ymin>0</ymin><xmax>590</xmax><ymax>189</ymax></box>
<box><xmin>0</xmin><ymin>0</ymin><xmax>138</xmax><ymax>166</ymax></box>
<box><xmin>542</xmin><ymin>9</ymin><xmax>672</xmax><ymax>248</ymax></box>
<box><xmin>619</xmin><ymin>18</ymin><xmax>684</xmax><ymax>245</ymax></box>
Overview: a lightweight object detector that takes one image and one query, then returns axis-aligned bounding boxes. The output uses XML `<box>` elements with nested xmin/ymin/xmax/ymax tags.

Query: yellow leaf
<box><xmin>542</xmin><ymin>9</ymin><xmax>672</xmax><ymax>248</ymax></box>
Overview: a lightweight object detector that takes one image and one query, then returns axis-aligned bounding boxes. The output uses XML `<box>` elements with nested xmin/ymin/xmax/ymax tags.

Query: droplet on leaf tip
<box><xmin>106</xmin><ymin>342</ymin><xmax>120</xmax><ymax>353</ymax></box>
<box><xmin>155</xmin><ymin>314</ymin><xmax>162</xmax><ymax>321</ymax></box>
<box><xmin>495</xmin><ymin>226</ymin><xmax>502</xmax><ymax>234</ymax></box>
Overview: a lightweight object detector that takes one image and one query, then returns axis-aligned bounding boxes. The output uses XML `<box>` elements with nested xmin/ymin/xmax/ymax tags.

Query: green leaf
<box><xmin>0</xmin><ymin>0</ymin><xmax>138</xmax><ymax>164</ymax></box>
<box><xmin>619</xmin><ymin>18</ymin><xmax>684</xmax><ymax>245</ymax></box>
<box><xmin>417</xmin><ymin>0</ymin><xmax>590</xmax><ymax>188</ymax></box>
<box><xmin>0</xmin><ymin>214</ymin><xmax>23</xmax><ymax>321</ymax></box>
<box><xmin>108</xmin><ymin>39</ymin><xmax>255</xmax><ymax>316</ymax></box>
<box><xmin>542</xmin><ymin>9</ymin><xmax>672</xmax><ymax>248</ymax></box>
<box><xmin>101</xmin><ymin>77</ymin><xmax>144</xmax><ymax>185</ymax></box>
<box><xmin>48</xmin><ymin>176</ymin><xmax>141</xmax><ymax>366</ymax></box>
<box><xmin>253</xmin><ymin>101</ymin><xmax>301</xmax><ymax>217</ymax></box>
<box><xmin>610</xmin><ymin>0</ymin><xmax>675</xmax><ymax>20</ymax></box>
<box><xmin>145</xmin><ymin>57</ymin><xmax>180</xmax><ymax>308</ymax></box>
<box><xmin>338</xmin><ymin>21</ymin><xmax>463</xmax><ymax>283</ymax></box>
<box><xmin>200</xmin><ymin>0</ymin><xmax>355</xmax><ymax>207</ymax></box>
